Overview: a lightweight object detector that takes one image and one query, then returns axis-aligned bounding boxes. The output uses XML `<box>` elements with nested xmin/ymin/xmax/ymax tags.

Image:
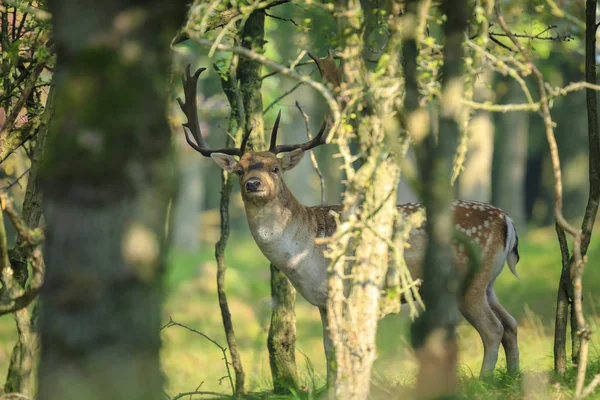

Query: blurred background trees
<box><xmin>0</xmin><ymin>0</ymin><xmax>598</xmax><ymax>399</ymax></box>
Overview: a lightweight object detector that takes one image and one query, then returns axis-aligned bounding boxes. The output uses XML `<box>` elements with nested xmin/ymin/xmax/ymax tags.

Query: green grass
<box><xmin>160</xmin><ymin>225</ymin><xmax>600</xmax><ymax>399</ymax></box>
<box><xmin>0</xmin><ymin>225</ymin><xmax>597</xmax><ymax>399</ymax></box>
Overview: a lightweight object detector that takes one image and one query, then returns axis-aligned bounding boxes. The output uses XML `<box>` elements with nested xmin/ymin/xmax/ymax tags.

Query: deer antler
<box><xmin>177</xmin><ymin>65</ymin><xmax>251</xmax><ymax>157</ymax></box>
<box><xmin>268</xmin><ymin>109</ymin><xmax>328</xmax><ymax>154</ymax></box>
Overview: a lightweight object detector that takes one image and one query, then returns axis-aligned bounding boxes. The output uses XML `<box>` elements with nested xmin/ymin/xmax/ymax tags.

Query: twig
<box><xmin>489</xmin><ymin>25</ymin><xmax>573</xmax><ymax>42</ymax></box>
<box><xmin>295</xmin><ymin>101</ymin><xmax>325</xmax><ymax>205</ymax></box>
<box><xmin>179</xmin><ymin>36</ymin><xmax>341</xmax><ymax>141</ymax></box>
<box><xmin>260</xmin><ymin>60</ymin><xmax>314</xmax><ymax>80</ymax></box>
<box><xmin>462</xmin><ymin>81</ymin><xmax>600</xmax><ymax>113</ymax></box>
<box><xmin>264</xmin><ymin>11</ymin><xmax>301</xmax><ymax>28</ymax></box>
<box><xmin>162</xmin><ymin>318</ymin><xmax>235</xmax><ymax>395</ymax></box>
<box><xmin>1</xmin><ymin>169</ymin><xmax>31</xmax><ymax>192</ymax></box>
<box><xmin>263</xmin><ymin>81</ymin><xmax>303</xmax><ymax>114</ymax></box>
<box><xmin>170</xmin><ymin>391</ymin><xmax>231</xmax><ymax>400</ymax></box>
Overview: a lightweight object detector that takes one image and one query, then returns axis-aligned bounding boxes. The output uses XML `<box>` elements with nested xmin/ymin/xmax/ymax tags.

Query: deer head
<box><xmin>177</xmin><ymin>65</ymin><xmax>328</xmax><ymax>205</ymax></box>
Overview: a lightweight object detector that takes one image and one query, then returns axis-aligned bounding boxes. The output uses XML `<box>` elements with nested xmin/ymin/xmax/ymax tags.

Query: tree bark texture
<box><xmin>213</xmin><ymin>67</ymin><xmax>246</xmax><ymax>394</ymax></box>
<box><xmin>37</xmin><ymin>1</ymin><xmax>185</xmax><ymax>399</ymax></box>
<box><xmin>238</xmin><ymin>11</ymin><xmax>266</xmax><ymax>150</ymax></box>
<box><xmin>215</xmin><ymin>162</ymin><xmax>246</xmax><ymax>396</ymax></box>
<box><xmin>232</xmin><ymin>10</ymin><xmax>299</xmax><ymax>391</ymax></box>
<box><xmin>554</xmin><ymin>223</ymin><xmax>571</xmax><ymax>375</ymax></box>
<box><xmin>4</xmin><ymin>85</ymin><xmax>54</xmax><ymax>396</ymax></box>
<box><xmin>325</xmin><ymin>1</ymin><xmax>402</xmax><ymax>398</ymax></box>
<box><xmin>410</xmin><ymin>0</ymin><xmax>467</xmax><ymax>398</ymax></box>
<box><xmin>267</xmin><ymin>264</ymin><xmax>299</xmax><ymax>393</ymax></box>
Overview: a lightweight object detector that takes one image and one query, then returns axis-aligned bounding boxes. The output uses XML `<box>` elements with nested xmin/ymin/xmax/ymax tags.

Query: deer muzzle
<box><xmin>245</xmin><ymin>178</ymin><xmax>262</xmax><ymax>192</ymax></box>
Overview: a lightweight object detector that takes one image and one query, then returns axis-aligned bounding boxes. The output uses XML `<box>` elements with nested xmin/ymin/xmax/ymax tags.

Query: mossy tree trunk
<box><xmin>4</xmin><ymin>85</ymin><xmax>54</xmax><ymax>396</ymax></box>
<box><xmin>37</xmin><ymin>1</ymin><xmax>185</xmax><ymax>399</ymax></box>
<box><xmin>408</xmin><ymin>0</ymin><xmax>467</xmax><ymax>398</ymax></box>
<box><xmin>324</xmin><ymin>1</ymin><xmax>403</xmax><ymax>398</ymax></box>
<box><xmin>215</xmin><ymin>60</ymin><xmax>247</xmax><ymax>396</ymax></box>
<box><xmin>233</xmin><ymin>10</ymin><xmax>299</xmax><ymax>393</ymax></box>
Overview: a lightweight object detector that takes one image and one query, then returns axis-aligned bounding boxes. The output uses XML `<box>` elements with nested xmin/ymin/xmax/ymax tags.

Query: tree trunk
<box><xmin>410</xmin><ymin>0</ymin><xmax>467</xmax><ymax>398</ymax></box>
<box><xmin>234</xmin><ymin>10</ymin><xmax>299</xmax><ymax>391</ymax></box>
<box><xmin>325</xmin><ymin>2</ymin><xmax>401</xmax><ymax>398</ymax></box>
<box><xmin>328</xmin><ymin>156</ymin><xmax>400</xmax><ymax>400</ymax></box>
<box><xmin>4</xmin><ymin>85</ymin><xmax>54</xmax><ymax>396</ymax></box>
<box><xmin>267</xmin><ymin>264</ymin><xmax>299</xmax><ymax>393</ymax></box>
<box><xmin>493</xmin><ymin>78</ymin><xmax>528</xmax><ymax>231</ymax></box>
<box><xmin>37</xmin><ymin>1</ymin><xmax>184</xmax><ymax>399</ymax></box>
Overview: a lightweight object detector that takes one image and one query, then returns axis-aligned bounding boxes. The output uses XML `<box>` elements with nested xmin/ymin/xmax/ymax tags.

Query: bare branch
<box><xmin>1</xmin><ymin>169</ymin><xmax>31</xmax><ymax>192</ymax></box>
<box><xmin>263</xmin><ymin>81</ymin><xmax>303</xmax><ymax>114</ymax></box>
<box><xmin>162</xmin><ymin>318</ymin><xmax>235</xmax><ymax>395</ymax></box>
<box><xmin>295</xmin><ymin>101</ymin><xmax>325</xmax><ymax>205</ymax></box>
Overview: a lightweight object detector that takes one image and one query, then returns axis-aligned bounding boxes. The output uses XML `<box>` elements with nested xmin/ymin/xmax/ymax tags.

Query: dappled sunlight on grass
<box><xmin>0</xmin><ymin>225</ymin><xmax>595</xmax><ymax>398</ymax></box>
<box><xmin>161</xmin><ymin>225</ymin><xmax>600</xmax><ymax>398</ymax></box>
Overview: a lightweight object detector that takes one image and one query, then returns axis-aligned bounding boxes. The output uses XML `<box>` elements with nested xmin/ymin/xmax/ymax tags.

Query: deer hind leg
<box><xmin>487</xmin><ymin>286</ymin><xmax>519</xmax><ymax>374</ymax></box>
<box><xmin>460</xmin><ymin>289</ymin><xmax>504</xmax><ymax>377</ymax></box>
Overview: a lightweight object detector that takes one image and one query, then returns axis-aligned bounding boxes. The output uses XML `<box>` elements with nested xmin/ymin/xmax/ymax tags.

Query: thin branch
<box><xmin>170</xmin><ymin>391</ymin><xmax>231</xmax><ymax>400</ymax></box>
<box><xmin>295</xmin><ymin>101</ymin><xmax>325</xmax><ymax>205</ymax></box>
<box><xmin>264</xmin><ymin>11</ymin><xmax>300</xmax><ymax>28</ymax></box>
<box><xmin>260</xmin><ymin>60</ymin><xmax>314</xmax><ymax>80</ymax></box>
<box><xmin>263</xmin><ymin>81</ymin><xmax>303</xmax><ymax>114</ymax></box>
<box><xmin>1</xmin><ymin>169</ymin><xmax>31</xmax><ymax>192</ymax></box>
<box><xmin>178</xmin><ymin>36</ymin><xmax>341</xmax><ymax>141</ymax></box>
<box><xmin>489</xmin><ymin>25</ymin><xmax>573</xmax><ymax>42</ymax></box>
<box><xmin>462</xmin><ymin>81</ymin><xmax>600</xmax><ymax>113</ymax></box>
<box><xmin>162</xmin><ymin>318</ymin><xmax>235</xmax><ymax>395</ymax></box>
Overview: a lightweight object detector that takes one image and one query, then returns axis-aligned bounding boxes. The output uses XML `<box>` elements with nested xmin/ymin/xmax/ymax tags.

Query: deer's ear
<box><xmin>211</xmin><ymin>153</ymin><xmax>238</xmax><ymax>172</ymax></box>
<box><xmin>279</xmin><ymin>149</ymin><xmax>305</xmax><ymax>172</ymax></box>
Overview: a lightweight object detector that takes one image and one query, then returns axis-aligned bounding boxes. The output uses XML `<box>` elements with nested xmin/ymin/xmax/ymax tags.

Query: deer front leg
<box><xmin>319</xmin><ymin>307</ymin><xmax>335</xmax><ymax>387</ymax></box>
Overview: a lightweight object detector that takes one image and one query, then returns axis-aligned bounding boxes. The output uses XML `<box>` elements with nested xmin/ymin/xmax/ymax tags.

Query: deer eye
<box><xmin>272</xmin><ymin>166</ymin><xmax>279</xmax><ymax>174</ymax></box>
<box><xmin>234</xmin><ymin>170</ymin><xmax>243</xmax><ymax>177</ymax></box>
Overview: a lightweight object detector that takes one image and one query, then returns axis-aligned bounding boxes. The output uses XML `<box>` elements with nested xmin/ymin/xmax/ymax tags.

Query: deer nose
<box><xmin>245</xmin><ymin>178</ymin><xmax>262</xmax><ymax>192</ymax></box>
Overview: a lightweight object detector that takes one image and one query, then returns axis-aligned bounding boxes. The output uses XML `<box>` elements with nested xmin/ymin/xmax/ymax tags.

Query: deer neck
<box><xmin>243</xmin><ymin>182</ymin><xmax>307</xmax><ymax>247</ymax></box>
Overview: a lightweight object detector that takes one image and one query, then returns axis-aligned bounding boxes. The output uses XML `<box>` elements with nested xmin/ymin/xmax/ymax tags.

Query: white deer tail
<box><xmin>504</xmin><ymin>215</ymin><xmax>520</xmax><ymax>279</ymax></box>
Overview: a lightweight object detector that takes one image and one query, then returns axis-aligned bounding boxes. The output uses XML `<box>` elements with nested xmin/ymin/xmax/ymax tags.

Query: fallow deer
<box><xmin>178</xmin><ymin>66</ymin><xmax>520</xmax><ymax>377</ymax></box>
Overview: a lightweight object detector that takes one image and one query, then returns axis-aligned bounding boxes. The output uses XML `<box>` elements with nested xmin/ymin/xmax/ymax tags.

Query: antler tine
<box><xmin>239</xmin><ymin>128</ymin><xmax>253</xmax><ymax>154</ymax></box>
<box><xmin>178</xmin><ymin>64</ymin><xmax>243</xmax><ymax>157</ymax></box>
<box><xmin>268</xmin><ymin>110</ymin><xmax>282</xmax><ymax>152</ymax></box>
<box><xmin>273</xmin><ymin>118</ymin><xmax>328</xmax><ymax>154</ymax></box>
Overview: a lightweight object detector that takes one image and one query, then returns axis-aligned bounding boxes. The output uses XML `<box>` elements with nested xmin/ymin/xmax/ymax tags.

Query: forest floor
<box><xmin>0</xmin><ymin>224</ymin><xmax>597</xmax><ymax>399</ymax></box>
